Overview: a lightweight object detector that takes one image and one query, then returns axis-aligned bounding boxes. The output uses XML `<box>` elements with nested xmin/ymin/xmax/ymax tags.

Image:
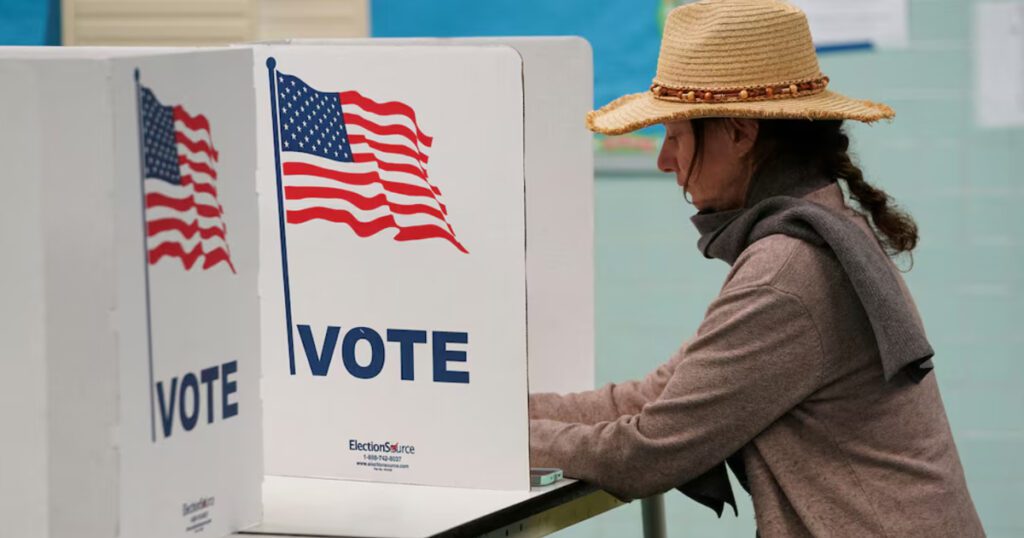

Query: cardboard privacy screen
<box><xmin>255</xmin><ymin>44</ymin><xmax>530</xmax><ymax>490</ymax></box>
<box><xmin>280</xmin><ymin>36</ymin><xmax>597</xmax><ymax>395</ymax></box>
<box><xmin>0</xmin><ymin>49</ymin><xmax>261</xmax><ymax>538</ymax></box>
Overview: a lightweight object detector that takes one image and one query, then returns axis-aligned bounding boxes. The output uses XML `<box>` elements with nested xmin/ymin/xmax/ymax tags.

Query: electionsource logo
<box><xmin>182</xmin><ymin>496</ymin><xmax>215</xmax><ymax>517</ymax></box>
<box><xmin>349</xmin><ymin>439</ymin><xmax>416</xmax><ymax>455</ymax></box>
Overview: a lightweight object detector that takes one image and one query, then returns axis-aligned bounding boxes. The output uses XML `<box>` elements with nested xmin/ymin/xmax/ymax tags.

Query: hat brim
<box><xmin>587</xmin><ymin>89</ymin><xmax>894</xmax><ymax>135</ymax></box>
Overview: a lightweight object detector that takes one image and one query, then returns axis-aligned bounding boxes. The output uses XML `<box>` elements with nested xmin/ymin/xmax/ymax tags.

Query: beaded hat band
<box><xmin>650</xmin><ymin>76</ymin><xmax>830</xmax><ymax>104</ymax></box>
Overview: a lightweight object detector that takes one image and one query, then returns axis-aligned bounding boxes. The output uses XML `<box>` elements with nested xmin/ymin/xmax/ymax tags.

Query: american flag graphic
<box><xmin>272</xmin><ymin>70</ymin><xmax>468</xmax><ymax>254</ymax></box>
<box><xmin>140</xmin><ymin>85</ymin><xmax>235</xmax><ymax>272</ymax></box>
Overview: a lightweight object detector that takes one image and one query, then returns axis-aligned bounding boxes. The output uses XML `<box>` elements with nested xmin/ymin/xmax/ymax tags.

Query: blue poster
<box><xmin>372</xmin><ymin>0</ymin><xmax>669</xmax><ymax>116</ymax></box>
<box><xmin>0</xmin><ymin>0</ymin><xmax>60</xmax><ymax>45</ymax></box>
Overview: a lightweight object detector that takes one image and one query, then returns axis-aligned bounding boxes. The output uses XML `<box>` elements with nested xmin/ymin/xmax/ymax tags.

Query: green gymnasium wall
<box><xmin>565</xmin><ymin>0</ymin><xmax>1023</xmax><ymax>535</ymax></box>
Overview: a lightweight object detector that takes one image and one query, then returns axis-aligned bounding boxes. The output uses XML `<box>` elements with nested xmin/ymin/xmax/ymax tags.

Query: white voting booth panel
<box><xmin>0</xmin><ymin>49</ymin><xmax>261</xmax><ymax>538</ymax></box>
<box><xmin>255</xmin><ymin>44</ymin><xmax>530</xmax><ymax>490</ymax></box>
<box><xmin>0</xmin><ymin>60</ymin><xmax>48</xmax><ymax>538</ymax></box>
<box><xmin>283</xmin><ymin>37</ymin><xmax>596</xmax><ymax>395</ymax></box>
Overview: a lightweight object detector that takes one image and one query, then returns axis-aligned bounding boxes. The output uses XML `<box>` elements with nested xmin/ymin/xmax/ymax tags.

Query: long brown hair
<box><xmin>687</xmin><ymin>118</ymin><xmax>919</xmax><ymax>255</ymax></box>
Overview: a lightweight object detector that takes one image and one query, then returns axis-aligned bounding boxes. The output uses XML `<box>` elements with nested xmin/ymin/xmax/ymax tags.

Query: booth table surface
<box><xmin>234</xmin><ymin>475</ymin><xmax>624</xmax><ymax>538</ymax></box>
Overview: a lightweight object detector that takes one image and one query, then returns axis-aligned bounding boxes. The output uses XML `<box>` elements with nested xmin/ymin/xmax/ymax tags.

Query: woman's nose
<box><xmin>657</xmin><ymin>141</ymin><xmax>676</xmax><ymax>173</ymax></box>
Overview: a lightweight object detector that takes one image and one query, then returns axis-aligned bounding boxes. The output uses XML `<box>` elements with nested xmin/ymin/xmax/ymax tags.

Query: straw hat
<box><xmin>587</xmin><ymin>0</ymin><xmax>895</xmax><ymax>135</ymax></box>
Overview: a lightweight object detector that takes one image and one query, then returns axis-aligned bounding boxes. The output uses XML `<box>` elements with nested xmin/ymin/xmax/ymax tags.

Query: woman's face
<box><xmin>657</xmin><ymin>119</ymin><xmax>759</xmax><ymax>212</ymax></box>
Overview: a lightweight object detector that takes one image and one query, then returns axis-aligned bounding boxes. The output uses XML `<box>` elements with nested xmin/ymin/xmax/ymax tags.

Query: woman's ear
<box><xmin>725</xmin><ymin>118</ymin><xmax>759</xmax><ymax>158</ymax></box>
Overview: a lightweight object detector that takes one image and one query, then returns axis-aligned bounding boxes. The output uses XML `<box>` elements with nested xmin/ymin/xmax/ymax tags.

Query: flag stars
<box><xmin>275</xmin><ymin>73</ymin><xmax>358</xmax><ymax>163</ymax></box>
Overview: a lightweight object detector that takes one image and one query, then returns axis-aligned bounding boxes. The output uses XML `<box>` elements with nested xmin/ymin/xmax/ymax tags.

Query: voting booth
<box><xmin>255</xmin><ymin>40</ymin><xmax>594</xmax><ymax>492</ymax></box>
<box><xmin>281</xmin><ymin>37</ymin><xmax>597</xmax><ymax>395</ymax></box>
<box><xmin>0</xmin><ymin>49</ymin><xmax>262</xmax><ymax>538</ymax></box>
<box><xmin>255</xmin><ymin>44</ymin><xmax>531</xmax><ymax>490</ymax></box>
<box><xmin>0</xmin><ymin>39</ymin><xmax>596</xmax><ymax>531</ymax></box>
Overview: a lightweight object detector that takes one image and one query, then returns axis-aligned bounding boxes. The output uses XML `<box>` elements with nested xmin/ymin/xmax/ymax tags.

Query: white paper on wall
<box><xmin>255</xmin><ymin>44</ymin><xmax>530</xmax><ymax>490</ymax></box>
<box><xmin>790</xmin><ymin>0</ymin><xmax>909</xmax><ymax>49</ymax></box>
<box><xmin>974</xmin><ymin>1</ymin><xmax>1024</xmax><ymax>128</ymax></box>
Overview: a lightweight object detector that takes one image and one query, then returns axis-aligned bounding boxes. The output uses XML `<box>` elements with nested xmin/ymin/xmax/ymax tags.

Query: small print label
<box><xmin>182</xmin><ymin>496</ymin><xmax>215</xmax><ymax>534</ymax></box>
<box><xmin>349</xmin><ymin>439</ymin><xmax>416</xmax><ymax>473</ymax></box>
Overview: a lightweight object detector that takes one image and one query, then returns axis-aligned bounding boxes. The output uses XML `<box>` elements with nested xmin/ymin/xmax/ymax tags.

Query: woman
<box><xmin>528</xmin><ymin>1</ymin><xmax>984</xmax><ymax>536</ymax></box>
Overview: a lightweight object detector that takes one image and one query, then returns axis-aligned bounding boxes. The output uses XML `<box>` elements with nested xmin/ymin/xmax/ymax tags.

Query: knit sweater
<box><xmin>528</xmin><ymin>183</ymin><xmax>984</xmax><ymax>537</ymax></box>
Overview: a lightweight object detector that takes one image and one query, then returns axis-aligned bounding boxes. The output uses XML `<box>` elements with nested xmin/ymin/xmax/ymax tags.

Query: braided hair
<box><xmin>753</xmin><ymin>119</ymin><xmax>918</xmax><ymax>255</ymax></box>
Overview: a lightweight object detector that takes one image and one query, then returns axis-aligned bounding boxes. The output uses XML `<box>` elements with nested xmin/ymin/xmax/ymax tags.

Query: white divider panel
<box><xmin>283</xmin><ymin>36</ymin><xmax>597</xmax><ymax>395</ymax></box>
<box><xmin>254</xmin><ymin>44</ymin><xmax>530</xmax><ymax>490</ymax></box>
<box><xmin>0</xmin><ymin>48</ymin><xmax>261</xmax><ymax>538</ymax></box>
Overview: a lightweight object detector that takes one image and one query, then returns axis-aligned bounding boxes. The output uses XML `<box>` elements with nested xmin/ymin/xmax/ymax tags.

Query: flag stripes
<box><xmin>139</xmin><ymin>85</ymin><xmax>235</xmax><ymax>272</ymax></box>
<box><xmin>274</xmin><ymin>71</ymin><xmax>466</xmax><ymax>253</ymax></box>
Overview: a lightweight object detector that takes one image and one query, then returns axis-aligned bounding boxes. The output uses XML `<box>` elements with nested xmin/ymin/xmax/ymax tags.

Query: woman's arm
<box><xmin>529</xmin><ymin>343</ymin><xmax>689</xmax><ymax>425</ymax></box>
<box><xmin>529</xmin><ymin>284</ymin><xmax>825</xmax><ymax>501</ymax></box>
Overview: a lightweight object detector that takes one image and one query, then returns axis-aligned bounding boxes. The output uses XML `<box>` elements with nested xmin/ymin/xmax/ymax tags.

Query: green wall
<box><xmin>558</xmin><ymin>0</ymin><xmax>1023</xmax><ymax>535</ymax></box>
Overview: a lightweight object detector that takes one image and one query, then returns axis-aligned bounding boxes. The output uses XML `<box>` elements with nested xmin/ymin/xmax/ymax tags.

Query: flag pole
<box><xmin>134</xmin><ymin>69</ymin><xmax>157</xmax><ymax>443</ymax></box>
<box><xmin>266</xmin><ymin>57</ymin><xmax>297</xmax><ymax>375</ymax></box>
